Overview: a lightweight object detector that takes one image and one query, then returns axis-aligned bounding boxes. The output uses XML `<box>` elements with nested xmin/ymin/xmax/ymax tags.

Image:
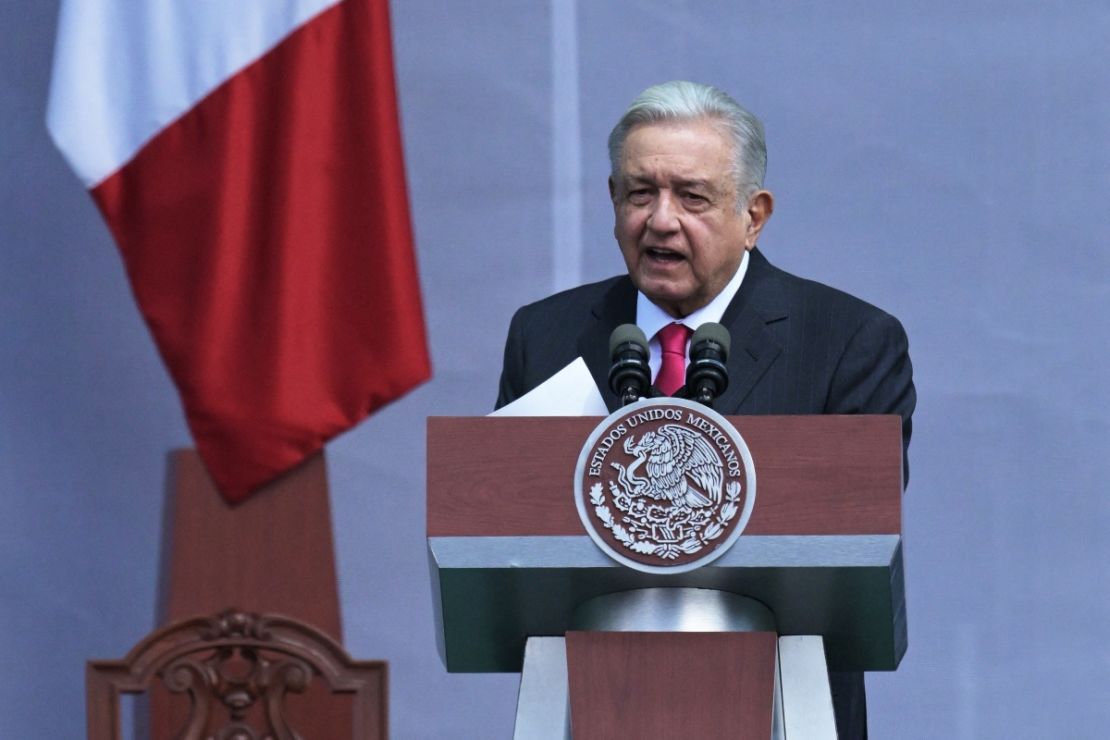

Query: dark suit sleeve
<box><xmin>495</xmin><ymin>307</ymin><xmax>526</xmax><ymax>410</ymax></box>
<box><xmin>825</xmin><ymin>310</ymin><xmax>916</xmax><ymax>484</ymax></box>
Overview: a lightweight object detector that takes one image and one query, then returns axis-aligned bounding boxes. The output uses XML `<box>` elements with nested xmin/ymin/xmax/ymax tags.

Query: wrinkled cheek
<box><xmin>615</xmin><ymin>233</ymin><xmax>640</xmax><ymax>266</ymax></box>
<box><xmin>620</xmin><ymin>251</ymin><xmax>638</xmax><ymax>273</ymax></box>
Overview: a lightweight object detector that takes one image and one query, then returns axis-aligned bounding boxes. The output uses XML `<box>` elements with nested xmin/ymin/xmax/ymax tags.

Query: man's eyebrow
<box><xmin>673</xmin><ymin>177</ymin><xmax>715</xmax><ymax>191</ymax></box>
<box><xmin>621</xmin><ymin>175</ymin><xmax>716</xmax><ymax>190</ymax></box>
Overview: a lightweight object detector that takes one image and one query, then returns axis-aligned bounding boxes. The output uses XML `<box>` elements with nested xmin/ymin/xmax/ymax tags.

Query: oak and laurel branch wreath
<box><xmin>589</xmin><ymin>480</ymin><xmax>742</xmax><ymax>560</ymax></box>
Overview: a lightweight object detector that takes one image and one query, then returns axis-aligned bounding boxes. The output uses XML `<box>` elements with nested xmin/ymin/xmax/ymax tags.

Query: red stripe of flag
<box><xmin>92</xmin><ymin>0</ymin><xmax>430</xmax><ymax>502</ymax></box>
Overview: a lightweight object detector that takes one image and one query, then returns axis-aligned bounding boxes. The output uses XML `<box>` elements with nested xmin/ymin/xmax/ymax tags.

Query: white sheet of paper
<box><xmin>489</xmin><ymin>357</ymin><xmax>608</xmax><ymax>417</ymax></box>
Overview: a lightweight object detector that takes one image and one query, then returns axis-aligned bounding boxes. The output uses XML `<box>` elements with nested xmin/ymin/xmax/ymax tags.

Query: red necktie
<box><xmin>654</xmin><ymin>323</ymin><xmax>692</xmax><ymax>396</ymax></box>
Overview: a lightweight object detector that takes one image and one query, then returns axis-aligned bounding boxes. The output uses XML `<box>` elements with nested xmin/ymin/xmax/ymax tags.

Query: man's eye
<box><xmin>628</xmin><ymin>189</ymin><xmax>652</xmax><ymax>203</ymax></box>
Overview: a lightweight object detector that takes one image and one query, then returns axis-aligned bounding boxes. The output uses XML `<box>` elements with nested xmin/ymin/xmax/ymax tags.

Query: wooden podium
<box><xmin>427</xmin><ymin>414</ymin><xmax>905</xmax><ymax>738</ymax></box>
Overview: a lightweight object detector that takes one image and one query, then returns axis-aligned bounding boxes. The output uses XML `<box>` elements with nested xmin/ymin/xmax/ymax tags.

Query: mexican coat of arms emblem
<box><xmin>574</xmin><ymin>397</ymin><xmax>756</xmax><ymax>574</ymax></box>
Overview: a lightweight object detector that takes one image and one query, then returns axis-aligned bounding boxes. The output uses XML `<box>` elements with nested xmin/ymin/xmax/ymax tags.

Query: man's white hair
<box><xmin>607</xmin><ymin>81</ymin><xmax>767</xmax><ymax>203</ymax></box>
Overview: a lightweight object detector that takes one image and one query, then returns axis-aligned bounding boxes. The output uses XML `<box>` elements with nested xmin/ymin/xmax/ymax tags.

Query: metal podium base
<box><xmin>513</xmin><ymin>588</ymin><xmax>837</xmax><ymax>740</ymax></box>
<box><xmin>570</xmin><ymin>588</ymin><xmax>777</xmax><ymax>632</ymax></box>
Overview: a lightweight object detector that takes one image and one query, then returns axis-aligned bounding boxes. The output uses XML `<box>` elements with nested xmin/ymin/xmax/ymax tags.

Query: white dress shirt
<box><xmin>635</xmin><ymin>250</ymin><xmax>750</xmax><ymax>379</ymax></box>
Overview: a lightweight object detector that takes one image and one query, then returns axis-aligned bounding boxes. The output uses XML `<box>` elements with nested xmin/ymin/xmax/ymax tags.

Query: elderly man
<box><xmin>496</xmin><ymin>81</ymin><xmax>915</xmax><ymax>738</ymax></box>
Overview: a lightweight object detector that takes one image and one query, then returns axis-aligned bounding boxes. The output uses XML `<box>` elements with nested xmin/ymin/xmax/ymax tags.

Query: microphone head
<box><xmin>609</xmin><ymin>323</ymin><xmax>649</xmax><ymax>360</ymax></box>
<box><xmin>686</xmin><ymin>322</ymin><xmax>731</xmax><ymax>406</ymax></box>
<box><xmin>690</xmin><ymin>322</ymin><xmax>730</xmax><ymax>358</ymax></box>
<box><xmin>608</xmin><ymin>324</ymin><xmax>651</xmax><ymax>404</ymax></box>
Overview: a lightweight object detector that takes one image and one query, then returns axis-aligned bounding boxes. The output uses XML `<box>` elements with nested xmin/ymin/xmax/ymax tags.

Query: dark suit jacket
<box><xmin>495</xmin><ymin>247</ymin><xmax>916</xmax><ymax>739</ymax></box>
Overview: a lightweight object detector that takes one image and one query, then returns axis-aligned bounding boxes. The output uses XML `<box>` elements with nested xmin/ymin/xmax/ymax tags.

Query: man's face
<box><xmin>610</xmin><ymin>119</ymin><xmax>770</xmax><ymax>318</ymax></box>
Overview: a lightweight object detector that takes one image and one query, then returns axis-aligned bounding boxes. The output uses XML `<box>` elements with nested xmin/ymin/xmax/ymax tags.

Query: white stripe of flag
<box><xmin>46</xmin><ymin>0</ymin><xmax>343</xmax><ymax>187</ymax></box>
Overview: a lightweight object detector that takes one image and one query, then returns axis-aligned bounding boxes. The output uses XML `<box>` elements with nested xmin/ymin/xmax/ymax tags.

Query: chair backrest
<box><xmin>87</xmin><ymin>609</ymin><xmax>387</xmax><ymax>740</ymax></box>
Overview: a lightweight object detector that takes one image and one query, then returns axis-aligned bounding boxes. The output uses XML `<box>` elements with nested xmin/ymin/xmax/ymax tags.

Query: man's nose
<box><xmin>647</xmin><ymin>192</ymin><xmax>680</xmax><ymax>233</ymax></box>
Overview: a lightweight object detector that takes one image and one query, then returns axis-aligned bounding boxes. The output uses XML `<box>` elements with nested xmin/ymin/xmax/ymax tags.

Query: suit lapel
<box><xmin>712</xmin><ymin>249</ymin><xmax>787</xmax><ymax>413</ymax></box>
<box><xmin>577</xmin><ymin>277</ymin><xmax>637</xmax><ymax>412</ymax></box>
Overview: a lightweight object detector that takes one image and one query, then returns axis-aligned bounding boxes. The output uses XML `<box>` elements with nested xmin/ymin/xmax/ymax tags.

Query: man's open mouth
<box><xmin>645</xmin><ymin>247</ymin><xmax>684</xmax><ymax>262</ymax></box>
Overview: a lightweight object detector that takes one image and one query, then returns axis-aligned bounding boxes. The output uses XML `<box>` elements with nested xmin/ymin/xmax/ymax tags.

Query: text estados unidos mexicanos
<box><xmin>587</xmin><ymin>409</ymin><xmax>742</xmax><ymax>479</ymax></box>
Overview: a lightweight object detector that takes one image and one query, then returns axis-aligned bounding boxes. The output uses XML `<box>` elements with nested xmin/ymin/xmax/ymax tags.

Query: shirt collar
<box><xmin>635</xmin><ymin>249</ymin><xmax>750</xmax><ymax>339</ymax></box>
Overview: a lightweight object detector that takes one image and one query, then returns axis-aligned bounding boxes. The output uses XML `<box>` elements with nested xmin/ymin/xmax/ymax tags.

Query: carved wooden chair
<box><xmin>86</xmin><ymin>610</ymin><xmax>387</xmax><ymax>739</ymax></box>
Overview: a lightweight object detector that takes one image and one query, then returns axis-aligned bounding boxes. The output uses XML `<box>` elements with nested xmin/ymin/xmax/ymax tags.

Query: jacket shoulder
<box><xmin>496</xmin><ymin>275</ymin><xmax>628</xmax><ymax>409</ymax></box>
<box><xmin>511</xmin><ymin>275</ymin><xmax>627</xmax><ymax>326</ymax></box>
<box><xmin>757</xmin><ymin>256</ymin><xmax>905</xmax><ymax>332</ymax></box>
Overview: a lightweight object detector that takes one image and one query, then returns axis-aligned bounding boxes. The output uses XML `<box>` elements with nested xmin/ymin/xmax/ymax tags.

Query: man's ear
<box><xmin>744</xmin><ymin>190</ymin><xmax>774</xmax><ymax>249</ymax></box>
<box><xmin>608</xmin><ymin>176</ymin><xmax>617</xmax><ymax>202</ymax></box>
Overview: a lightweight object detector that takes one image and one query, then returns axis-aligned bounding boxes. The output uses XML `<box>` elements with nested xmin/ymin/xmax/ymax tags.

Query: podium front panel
<box><xmin>427</xmin><ymin>415</ymin><xmax>905</xmax><ymax>673</ymax></box>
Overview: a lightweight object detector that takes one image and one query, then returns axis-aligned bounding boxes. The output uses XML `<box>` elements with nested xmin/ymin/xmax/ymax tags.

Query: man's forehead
<box><xmin>617</xmin><ymin>120</ymin><xmax>734</xmax><ymax>181</ymax></box>
<box><xmin>623</xmin><ymin>118</ymin><xmax>733</xmax><ymax>153</ymax></box>
<box><xmin>618</xmin><ymin>155</ymin><xmax>732</xmax><ymax>192</ymax></box>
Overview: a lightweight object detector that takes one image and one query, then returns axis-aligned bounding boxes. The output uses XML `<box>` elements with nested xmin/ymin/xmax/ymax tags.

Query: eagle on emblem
<box><xmin>618</xmin><ymin>424</ymin><xmax>724</xmax><ymax>508</ymax></box>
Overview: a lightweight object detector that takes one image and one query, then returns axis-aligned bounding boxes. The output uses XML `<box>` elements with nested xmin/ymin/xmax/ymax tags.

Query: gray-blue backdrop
<box><xmin>2</xmin><ymin>1</ymin><xmax>1108</xmax><ymax>737</ymax></box>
